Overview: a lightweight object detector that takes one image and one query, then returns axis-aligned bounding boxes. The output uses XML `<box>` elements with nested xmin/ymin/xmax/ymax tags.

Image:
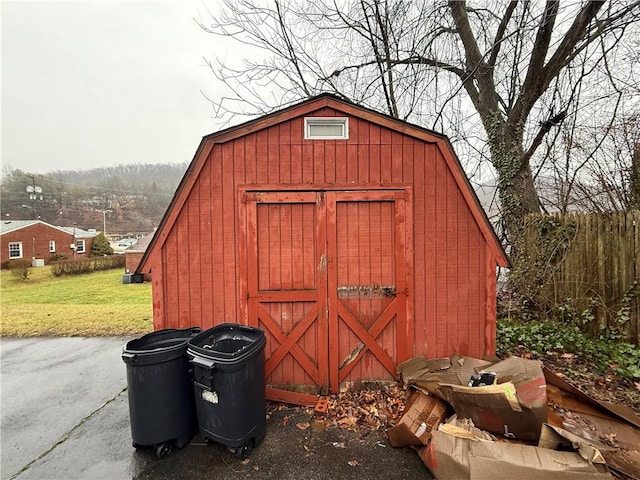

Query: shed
<box><xmin>123</xmin><ymin>230</ymin><xmax>154</xmax><ymax>282</ymax></box>
<box><xmin>138</xmin><ymin>94</ymin><xmax>509</xmax><ymax>404</ymax></box>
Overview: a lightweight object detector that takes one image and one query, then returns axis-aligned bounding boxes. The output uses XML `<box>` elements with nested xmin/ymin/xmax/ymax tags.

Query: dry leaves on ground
<box><xmin>323</xmin><ymin>385</ymin><xmax>407</xmax><ymax>432</ymax></box>
<box><xmin>266</xmin><ymin>385</ymin><xmax>408</xmax><ymax>433</ymax></box>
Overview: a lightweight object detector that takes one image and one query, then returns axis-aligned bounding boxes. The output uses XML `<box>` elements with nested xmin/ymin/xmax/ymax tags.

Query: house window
<box><xmin>76</xmin><ymin>240</ymin><xmax>86</xmax><ymax>254</ymax></box>
<box><xmin>49</xmin><ymin>240</ymin><xmax>56</xmax><ymax>253</ymax></box>
<box><xmin>9</xmin><ymin>242</ymin><xmax>23</xmax><ymax>259</ymax></box>
<box><xmin>304</xmin><ymin>117</ymin><xmax>348</xmax><ymax>139</ymax></box>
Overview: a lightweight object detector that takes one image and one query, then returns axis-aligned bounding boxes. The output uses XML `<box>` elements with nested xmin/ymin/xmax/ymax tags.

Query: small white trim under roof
<box><xmin>0</xmin><ymin>220</ymin><xmax>97</xmax><ymax>237</ymax></box>
<box><xmin>304</xmin><ymin>117</ymin><xmax>348</xmax><ymax>140</ymax></box>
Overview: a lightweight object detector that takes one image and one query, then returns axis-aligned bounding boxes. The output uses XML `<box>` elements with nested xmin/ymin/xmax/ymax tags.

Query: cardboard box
<box><xmin>404</xmin><ymin>355</ymin><xmax>547</xmax><ymax>441</ymax></box>
<box><xmin>419</xmin><ymin>418</ymin><xmax>612</xmax><ymax>480</ymax></box>
<box><xmin>386</xmin><ymin>390</ymin><xmax>448</xmax><ymax>447</ymax></box>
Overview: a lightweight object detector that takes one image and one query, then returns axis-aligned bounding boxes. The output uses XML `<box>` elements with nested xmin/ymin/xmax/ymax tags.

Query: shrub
<box><xmin>50</xmin><ymin>255</ymin><xmax>125</xmax><ymax>276</ymax></box>
<box><xmin>49</xmin><ymin>253</ymin><xmax>68</xmax><ymax>263</ymax></box>
<box><xmin>8</xmin><ymin>259</ymin><xmax>32</xmax><ymax>281</ymax></box>
<box><xmin>497</xmin><ymin>317</ymin><xmax>640</xmax><ymax>380</ymax></box>
<box><xmin>90</xmin><ymin>233</ymin><xmax>114</xmax><ymax>257</ymax></box>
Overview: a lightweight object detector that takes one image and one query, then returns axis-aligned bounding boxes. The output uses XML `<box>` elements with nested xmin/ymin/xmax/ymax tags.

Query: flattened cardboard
<box><xmin>406</xmin><ymin>355</ymin><xmax>493</xmax><ymax>389</ymax></box>
<box><xmin>546</xmin><ymin>376</ymin><xmax>640</xmax><ymax>479</ymax></box>
<box><xmin>409</xmin><ymin>355</ymin><xmax>547</xmax><ymax>441</ymax></box>
<box><xmin>544</xmin><ymin>367</ymin><xmax>640</xmax><ymax>429</ymax></box>
<box><xmin>386</xmin><ymin>390</ymin><xmax>448</xmax><ymax>447</ymax></box>
<box><xmin>420</xmin><ymin>418</ymin><xmax>612</xmax><ymax>480</ymax></box>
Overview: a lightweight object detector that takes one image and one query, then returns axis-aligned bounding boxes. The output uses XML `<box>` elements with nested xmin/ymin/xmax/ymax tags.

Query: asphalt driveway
<box><xmin>1</xmin><ymin>337</ymin><xmax>429</xmax><ymax>480</ymax></box>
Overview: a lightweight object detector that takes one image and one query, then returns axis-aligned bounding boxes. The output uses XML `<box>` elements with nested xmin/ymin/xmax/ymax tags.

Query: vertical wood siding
<box><xmin>154</xmin><ymin>108</ymin><xmax>491</xmax><ymax>359</ymax></box>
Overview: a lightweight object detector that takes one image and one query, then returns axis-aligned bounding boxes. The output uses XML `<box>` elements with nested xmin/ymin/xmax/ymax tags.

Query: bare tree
<box><xmin>199</xmin><ymin>0</ymin><xmax>640</xmax><ymax>262</ymax></box>
<box><xmin>541</xmin><ymin>112</ymin><xmax>640</xmax><ymax>212</ymax></box>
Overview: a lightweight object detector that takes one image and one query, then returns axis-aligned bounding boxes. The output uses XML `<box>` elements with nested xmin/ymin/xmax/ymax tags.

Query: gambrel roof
<box><xmin>138</xmin><ymin>94</ymin><xmax>509</xmax><ymax>273</ymax></box>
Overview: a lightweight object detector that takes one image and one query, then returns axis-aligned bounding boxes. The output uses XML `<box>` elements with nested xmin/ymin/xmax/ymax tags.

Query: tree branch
<box><xmin>521</xmin><ymin>1</ymin><xmax>559</xmax><ymax>103</ymax></box>
<box><xmin>275</xmin><ymin>0</ymin><xmax>311</xmax><ymax>96</ymax></box>
<box><xmin>448</xmin><ymin>1</ymin><xmax>501</xmax><ymax>118</ymax></box>
<box><xmin>488</xmin><ymin>0</ymin><xmax>518</xmax><ymax>67</ymax></box>
<box><xmin>523</xmin><ymin>110</ymin><xmax>567</xmax><ymax>165</ymax></box>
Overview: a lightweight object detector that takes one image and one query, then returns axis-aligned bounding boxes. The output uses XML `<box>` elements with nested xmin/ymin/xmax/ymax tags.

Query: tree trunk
<box><xmin>489</xmin><ymin>122</ymin><xmax>541</xmax><ymax>259</ymax></box>
<box><xmin>628</xmin><ymin>142</ymin><xmax>640</xmax><ymax>210</ymax></box>
<box><xmin>499</xmin><ymin>162</ymin><xmax>540</xmax><ymax>249</ymax></box>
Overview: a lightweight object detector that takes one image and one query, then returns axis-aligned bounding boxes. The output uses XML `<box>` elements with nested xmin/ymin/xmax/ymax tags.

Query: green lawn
<box><xmin>1</xmin><ymin>266</ymin><xmax>153</xmax><ymax>337</ymax></box>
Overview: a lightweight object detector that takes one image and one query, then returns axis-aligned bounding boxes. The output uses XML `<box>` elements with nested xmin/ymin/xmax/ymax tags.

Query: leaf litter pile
<box><xmin>267</xmin><ymin>385</ymin><xmax>408</xmax><ymax>433</ymax></box>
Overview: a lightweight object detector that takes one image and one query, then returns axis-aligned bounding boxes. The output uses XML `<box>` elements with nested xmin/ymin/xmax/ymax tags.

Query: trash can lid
<box><xmin>187</xmin><ymin>324</ymin><xmax>265</xmax><ymax>364</ymax></box>
<box><xmin>123</xmin><ymin>327</ymin><xmax>200</xmax><ymax>365</ymax></box>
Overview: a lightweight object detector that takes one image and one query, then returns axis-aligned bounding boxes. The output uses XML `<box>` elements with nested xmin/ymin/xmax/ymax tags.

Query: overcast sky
<box><xmin>1</xmin><ymin>0</ymin><xmax>233</xmax><ymax>174</ymax></box>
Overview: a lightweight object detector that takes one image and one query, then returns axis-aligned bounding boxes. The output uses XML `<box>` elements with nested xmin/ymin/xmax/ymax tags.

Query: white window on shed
<box><xmin>49</xmin><ymin>240</ymin><xmax>56</xmax><ymax>253</ymax></box>
<box><xmin>304</xmin><ymin>117</ymin><xmax>348</xmax><ymax>140</ymax></box>
<box><xmin>76</xmin><ymin>240</ymin><xmax>86</xmax><ymax>254</ymax></box>
<box><xmin>9</xmin><ymin>242</ymin><xmax>23</xmax><ymax>259</ymax></box>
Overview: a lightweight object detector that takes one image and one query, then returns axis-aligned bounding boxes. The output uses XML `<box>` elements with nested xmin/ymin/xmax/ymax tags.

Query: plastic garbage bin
<box><xmin>122</xmin><ymin>327</ymin><xmax>200</xmax><ymax>458</ymax></box>
<box><xmin>187</xmin><ymin>323</ymin><xmax>266</xmax><ymax>459</ymax></box>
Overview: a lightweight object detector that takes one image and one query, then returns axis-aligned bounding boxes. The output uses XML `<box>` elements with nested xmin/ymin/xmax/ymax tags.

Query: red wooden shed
<box><xmin>138</xmin><ymin>94</ymin><xmax>508</xmax><ymax>403</ymax></box>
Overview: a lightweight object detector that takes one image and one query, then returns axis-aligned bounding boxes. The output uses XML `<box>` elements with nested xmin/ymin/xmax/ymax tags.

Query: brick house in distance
<box><xmin>123</xmin><ymin>230</ymin><xmax>154</xmax><ymax>281</ymax></box>
<box><xmin>0</xmin><ymin>220</ymin><xmax>97</xmax><ymax>266</ymax></box>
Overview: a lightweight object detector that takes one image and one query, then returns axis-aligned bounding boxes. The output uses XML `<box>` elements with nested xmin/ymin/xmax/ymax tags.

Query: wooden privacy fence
<box><xmin>523</xmin><ymin>211</ymin><xmax>640</xmax><ymax>345</ymax></box>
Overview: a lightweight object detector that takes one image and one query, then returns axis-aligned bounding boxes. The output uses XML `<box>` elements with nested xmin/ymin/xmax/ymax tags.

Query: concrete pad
<box><xmin>13</xmin><ymin>391</ymin><xmax>153</xmax><ymax>480</ymax></box>
<box><xmin>1</xmin><ymin>337</ymin><xmax>131</xmax><ymax>479</ymax></box>
<box><xmin>2</xmin><ymin>337</ymin><xmax>431</xmax><ymax>480</ymax></box>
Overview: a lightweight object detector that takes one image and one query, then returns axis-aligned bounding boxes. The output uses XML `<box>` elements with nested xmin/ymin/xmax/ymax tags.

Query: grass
<box><xmin>1</xmin><ymin>266</ymin><xmax>153</xmax><ymax>337</ymax></box>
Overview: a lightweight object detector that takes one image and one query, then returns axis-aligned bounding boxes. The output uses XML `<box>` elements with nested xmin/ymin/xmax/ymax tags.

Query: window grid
<box><xmin>9</xmin><ymin>242</ymin><xmax>23</xmax><ymax>259</ymax></box>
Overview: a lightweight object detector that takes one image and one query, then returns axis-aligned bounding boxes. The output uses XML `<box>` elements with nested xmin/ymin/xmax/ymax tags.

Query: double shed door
<box><xmin>243</xmin><ymin>189</ymin><xmax>411</xmax><ymax>399</ymax></box>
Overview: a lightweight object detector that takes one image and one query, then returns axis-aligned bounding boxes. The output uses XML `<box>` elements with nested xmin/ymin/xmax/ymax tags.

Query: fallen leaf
<box><xmin>240</xmin><ymin>459</ymin><xmax>251</xmax><ymax>465</ymax></box>
<box><xmin>296</xmin><ymin>422</ymin><xmax>311</xmax><ymax>430</ymax></box>
<box><xmin>253</xmin><ymin>465</ymin><xmax>260</xmax><ymax>471</ymax></box>
<box><xmin>312</xmin><ymin>420</ymin><xmax>329</xmax><ymax>432</ymax></box>
<box><xmin>338</xmin><ymin>416</ymin><xmax>359</xmax><ymax>428</ymax></box>
<box><xmin>348</xmin><ymin>460</ymin><xmax>359</xmax><ymax>467</ymax></box>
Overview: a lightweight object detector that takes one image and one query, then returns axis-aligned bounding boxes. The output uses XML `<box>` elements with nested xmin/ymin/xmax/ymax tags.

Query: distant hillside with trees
<box><xmin>1</xmin><ymin>163</ymin><xmax>188</xmax><ymax>236</ymax></box>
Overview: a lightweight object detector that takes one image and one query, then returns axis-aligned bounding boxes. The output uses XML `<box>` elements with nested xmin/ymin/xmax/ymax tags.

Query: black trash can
<box><xmin>122</xmin><ymin>327</ymin><xmax>200</xmax><ymax>458</ymax></box>
<box><xmin>187</xmin><ymin>323</ymin><xmax>266</xmax><ymax>459</ymax></box>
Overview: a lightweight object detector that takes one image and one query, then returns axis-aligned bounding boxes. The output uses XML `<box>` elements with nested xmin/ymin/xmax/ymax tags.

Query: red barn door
<box><xmin>327</xmin><ymin>190</ymin><xmax>409</xmax><ymax>392</ymax></box>
<box><xmin>243</xmin><ymin>189</ymin><xmax>410</xmax><ymax>403</ymax></box>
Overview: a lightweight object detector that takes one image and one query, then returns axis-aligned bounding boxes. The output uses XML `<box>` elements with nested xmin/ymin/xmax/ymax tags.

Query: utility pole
<box><xmin>97</xmin><ymin>209</ymin><xmax>112</xmax><ymax>236</ymax></box>
<box><xmin>98</xmin><ymin>193</ymin><xmax>112</xmax><ymax>238</ymax></box>
<box><xmin>26</xmin><ymin>175</ymin><xmax>43</xmax><ymax>220</ymax></box>
<box><xmin>72</xmin><ymin>222</ymin><xmax>77</xmax><ymax>259</ymax></box>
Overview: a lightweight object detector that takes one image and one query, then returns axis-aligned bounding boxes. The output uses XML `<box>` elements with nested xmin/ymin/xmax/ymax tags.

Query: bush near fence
<box><xmin>516</xmin><ymin>211</ymin><xmax>640</xmax><ymax>345</ymax></box>
<box><xmin>50</xmin><ymin>255</ymin><xmax>126</xmax><ymax>277</ymax></box>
